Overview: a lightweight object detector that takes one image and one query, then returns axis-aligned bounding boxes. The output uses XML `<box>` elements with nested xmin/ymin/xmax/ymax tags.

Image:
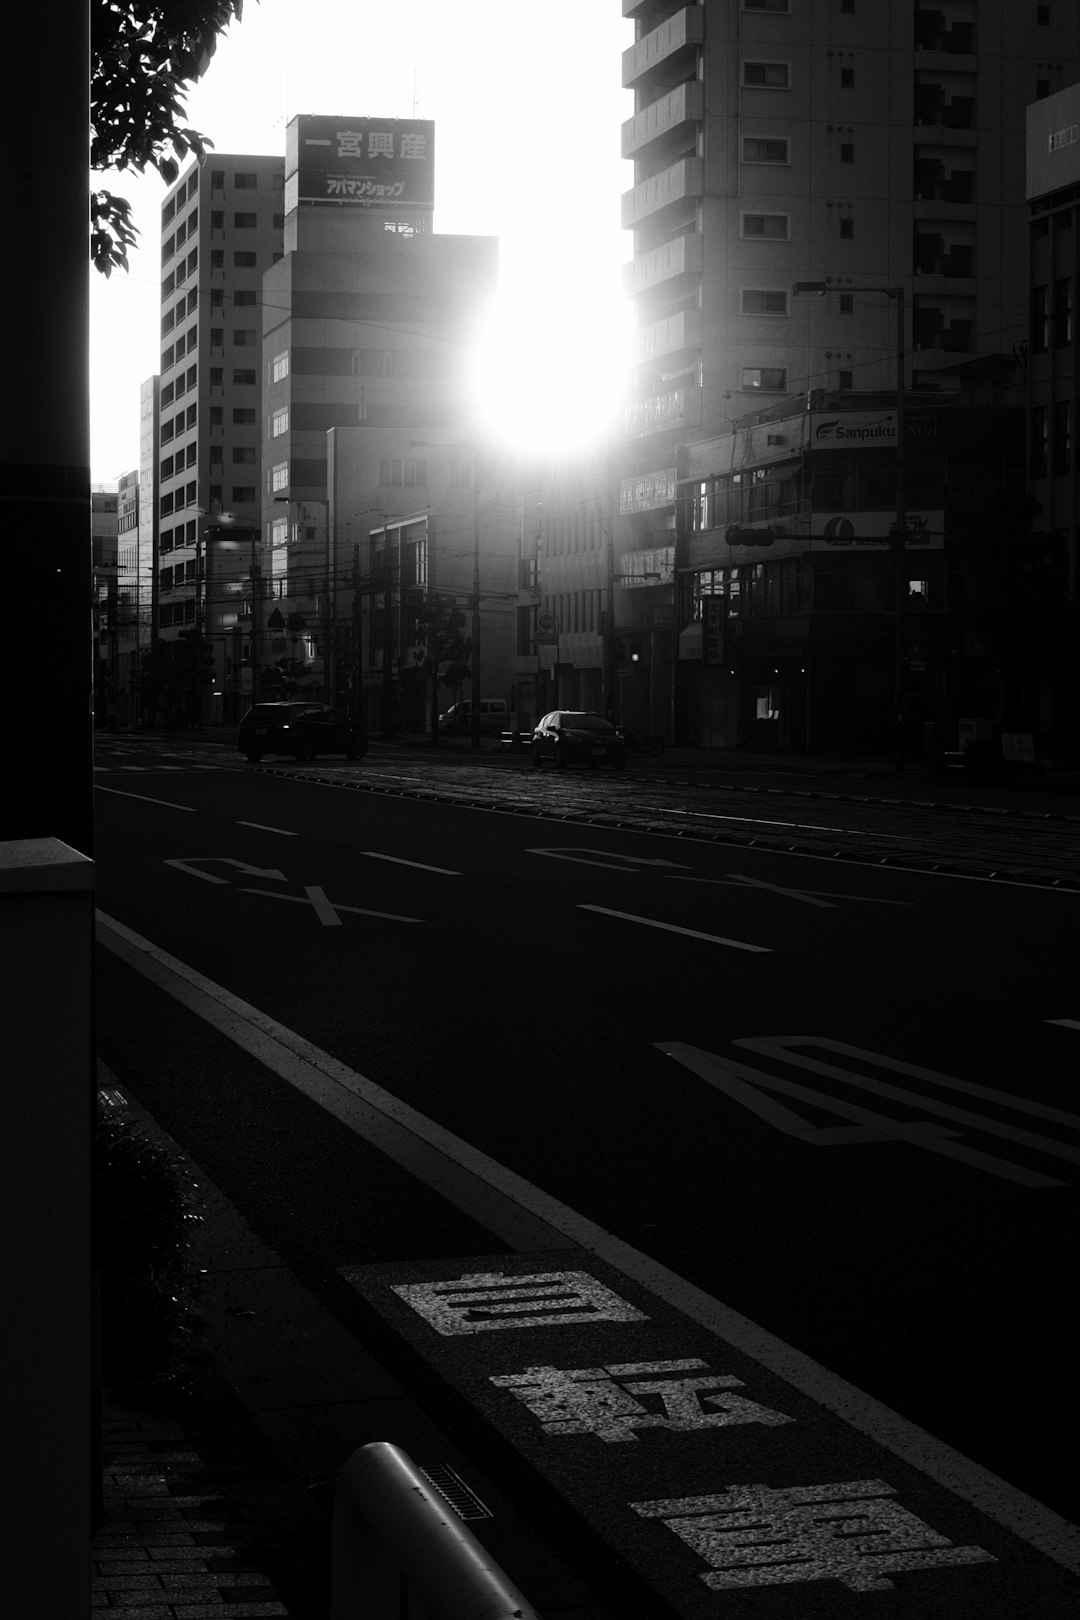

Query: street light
<box><xmin>792</xmin><ymin>279</ymin><xmax>908</xmax><ymax>773</ymax></box>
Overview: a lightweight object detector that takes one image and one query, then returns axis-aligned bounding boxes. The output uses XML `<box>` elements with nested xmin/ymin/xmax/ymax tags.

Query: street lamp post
<box><xmin>793</xmin><ymin>281</ymin><xmax>908</xmax><ymax>772</ymax></box>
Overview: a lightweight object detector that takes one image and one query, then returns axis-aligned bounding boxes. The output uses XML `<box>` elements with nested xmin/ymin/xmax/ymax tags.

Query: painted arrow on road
<box><xmin>164</xmin><ymin>857</ymin><xmax>289</xmax><ymax>885</ymax></box>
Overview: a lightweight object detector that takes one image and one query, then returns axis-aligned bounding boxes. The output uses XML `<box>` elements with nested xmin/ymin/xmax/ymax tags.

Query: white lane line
<box><xmin>94</xmin><ymin>785</ymin><xmax>196</xmax><ymax>812</ymax></box>
<box><xmin>1047</xmin><ymin>1018</ymin><xmax>1080</xmax><ymax>1030</ymax></box>
<box><xmin>237</xmin><ymin>820</ymin><xmax>299</xmax><ymax>836</ymax></box>
<box><xmin>579</xmin><ymin>904</ymin><xmax>771</xmax><ymax>953</ymax></box>
<box><xmin>94</xmin><ymin>906</ymin><xmax>1080</xmax><ymax>1577</ymax></box>
<box><xmin>361</xmin><ymin>850</ymin><xmax>460</xmax><ymax>875</ymax></box>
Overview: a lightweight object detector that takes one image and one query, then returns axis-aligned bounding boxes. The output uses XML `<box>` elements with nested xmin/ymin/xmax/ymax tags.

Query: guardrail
<box><xmin>332</xmin><ymin>1441</ymin><xmax>542</xmax><ymax>1619</ymax></box>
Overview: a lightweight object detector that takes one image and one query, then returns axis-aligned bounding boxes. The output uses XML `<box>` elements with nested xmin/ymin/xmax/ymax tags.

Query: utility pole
<box><xmin>470</xmin><ymin>468</ymin><xmax>481</xmax><ymax>748</ymax></box>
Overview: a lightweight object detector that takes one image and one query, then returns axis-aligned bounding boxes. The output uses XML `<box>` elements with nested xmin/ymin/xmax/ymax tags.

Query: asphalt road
<box><xmin>92</xmin><ymin>734</ymin><xmax>1079</xmax><ymax>1612</ymax></box>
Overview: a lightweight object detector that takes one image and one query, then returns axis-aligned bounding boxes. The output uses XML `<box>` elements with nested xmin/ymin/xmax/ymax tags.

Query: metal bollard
<box><xmin>331</xmin><ymin>1441</ymin><xmax>541</xmax><ymax>1619</ymax></box>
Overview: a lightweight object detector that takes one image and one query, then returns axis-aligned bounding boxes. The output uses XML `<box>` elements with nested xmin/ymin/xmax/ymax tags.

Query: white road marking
<box><xmin>668</xmin><ymin>876</ymin><xmax>913</xmax><ymax>906</ymax></box>
<box><xmin>1047</xmin><ymin>1018</ymin><xmax>1080</xmax><ymax>1030</ymax></box>
<box><xmin>660</xmin><ymin>1041</ymin><xmax>1066</xmax><ymax>1188</ymax></box>
<box><xmin>737</xmin><ymin>1034</ymin><xmax>1080</xmax><ymax>1139</ymax></box>
<box><xmin>240</xmin><ymin>883</ymin><xmax>422</xmax><ymax>925</ymax></box>
<box><xmin>528</xmin><ymin>847</ymin><xmax>691</xmax><ymax>871</ymax></box>
<box><xmin>95</xmin><ymin>785</ymin><xmax>196</xmax><ymax>811</ymax></box>
<box><xmin>579</xmin><ymin>904</ymin><xmax>771</xmax><ymax>952</ymax></box>
<box><xmin>92</xmin><ymin>907</ymin><xmax>1080</xmax><ymax>1577</ymax></box>
<box><xmin>164</xmin><ymin>857</ymin><xmax>288</xmax><ymax>884</ymax></box>
<box><xmin>361</xmin><ymin>851</ymin><xmax>460</xmax><ymax>874</ymax></box>
<box><xmin>237</xmin><ymin>820</ymin><xmax>298</xmax><ymax>836</ymax></box>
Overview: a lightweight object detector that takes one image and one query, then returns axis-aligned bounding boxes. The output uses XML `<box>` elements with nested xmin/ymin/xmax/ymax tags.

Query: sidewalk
<box><xmin>92</xmin><ymin>1070</ymin><xmax>615</xmax><ymax>1620</ymax></box>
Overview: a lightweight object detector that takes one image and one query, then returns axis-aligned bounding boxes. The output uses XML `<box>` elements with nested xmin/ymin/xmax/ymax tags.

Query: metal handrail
<box><xmin>332</xmin><ymin>1441</ymin><xmax>542</xmax><ymax>1619</ymax></box>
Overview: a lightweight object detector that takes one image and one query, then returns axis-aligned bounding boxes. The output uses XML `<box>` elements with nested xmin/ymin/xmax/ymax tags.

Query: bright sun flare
<box><xmin>466</xmin><ymin>272</ymin><xmax>632</xmax><ymax>458</ymax></box>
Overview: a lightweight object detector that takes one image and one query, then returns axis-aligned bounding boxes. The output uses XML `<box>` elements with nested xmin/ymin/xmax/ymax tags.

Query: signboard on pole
<box><xmin>702</xmin><ymin>594</ymin><xmax>725</xmax><ymax>665</ymax></box>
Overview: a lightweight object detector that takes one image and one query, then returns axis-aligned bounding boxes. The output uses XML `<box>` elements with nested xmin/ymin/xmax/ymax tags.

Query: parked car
<box><xmin>238</xmin><ymin>702</ymin><xmax>367</xmax><ymax>762</ymax></box>
<box><xmin>437</xmin><ymin>698</ymin><xmax>509</xmax><ymax>736</ymax></box>
<box><xmin>531</xmin><ymin>711</ymin><xmax>627</xmax><ymax>770</ymax></box>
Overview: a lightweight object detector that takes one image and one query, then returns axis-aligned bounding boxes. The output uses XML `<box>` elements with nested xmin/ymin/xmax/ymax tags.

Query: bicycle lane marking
<box><xmin>93</xmin><ymin>911</ymin><xmax>1080</xmax><ymax>1606</ymax></box>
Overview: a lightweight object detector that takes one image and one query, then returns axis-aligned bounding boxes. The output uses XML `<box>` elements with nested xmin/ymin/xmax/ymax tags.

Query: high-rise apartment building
<box><xmin>614</xmin><ymin>0</ymin><xmax>1079</xmax><ymax>749</ymax></box>
<box><xmin>154</xmin><ymin>154</ymin><xmax>284</xmax><ymax>723</ymax></box>
<box><xmin>1026</xmin><ymin>80</ymin><xmax>1080</xmax><ymax>747</ymax></box>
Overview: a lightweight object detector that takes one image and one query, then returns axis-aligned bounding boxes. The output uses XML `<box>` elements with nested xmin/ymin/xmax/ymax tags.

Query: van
<box><xmin>437</xmin><ymin>698</ymin><xmax>508</xmax><ymax>736</ymax></box>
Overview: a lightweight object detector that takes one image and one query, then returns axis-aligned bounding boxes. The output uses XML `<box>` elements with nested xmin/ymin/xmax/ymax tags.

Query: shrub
<box><xmin>98</xmin><ymin>1108</ymin><xmax>204</xmax><ymax>1387</ymax></box>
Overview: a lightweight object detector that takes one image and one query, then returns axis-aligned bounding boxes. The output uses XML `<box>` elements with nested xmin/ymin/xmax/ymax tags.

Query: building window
<box><xmin>234</xmin><ymin>172</ymin><xmax>258</xmax><ymax>188</ymax></box>
<box><xmin>838</xmin><ymin>370</ymin><xmax>854</xmax><ymax>390</ymax></box>
<box><xmin>272</xmin><ymin>407</ymin><xmax>289</xmax><ymax>436</ymax></box>
<box><xmin>210</xmin><ymin>327</ymin><xmax>224</xmax><ymax>347</ymax></box>
<box><xmin>1054</xmin><ymin>277</ymin><xmax>1072</xmax><ymax>345</ymax></box>
<box><xmin>742</xmin><ymin>136</ymin><xmax>790</xmax><ymax>164</ymax></box>
<box><xmin>233</xmin><ymin>212</ymin><xmax>257</xmax><ymax>228</ymax></box>
<box><xmin>231</xmin><ymin>447</ymin><xmax>256</xmax><ymax>464</ymax></box>
<box><xmin>742</xmin><ymin>61</ymin><xmax>790</xmax><ymax>89</ymax></box>
<box><xmin>271</xmin><ymin>463</ymin><xmax>289</xmax><ymax>491</ymax></box>
<box><xmin>841</xmin><ymin>68</ymin><xmax>855</xmax><ymax>88</ymax></box>
<box><xmin>233</xmin><ymin>251</ymin><xmax>257</xmax><ymax>267</ymax></box>
<box><xmin>840</xmin><ymin>293</ymin><xmax>854</xmax><ymax>314</ymax></box>
<box><xmin>840</xmin><ymin>217</ymin><xmax>854</xmax><ymax>238</ymax></box>
<box><xmin>378</xmin><ymin>458</ymin><xmax>427</xmax><ymax>488</ymax></box>
<box><xmin>741</xmin><ymin>212</ymin><xmax>789</xmax><ymax>239</ymax></box>
<box><xmin>233</xmin><ymin>329</ymin><xmax>256</xmax><ymax>347</ymax></box>
<box><xmin>233</xmin><ymin>290</ymin><xmax>257</xmax><ymax>306</ymax></box>
<box><xmin>1053</xmin><ymin>401</ymin><xmax>1072</xmax><ymax>472</ymax></box>
<box><xmin>232</xmin><ymin>408</ymin><xmax>256</xmax><ymax>424</ymax></box>
<box><xmin>1031</xmin><ymin>405</ymin><xmax>1048</xmax><ymax>477</ymax></box>
<box><xmin>233</xmin><ymin>368</ymin><xmax>256</xmax><ymax>385</ymax></box>
<box><xmin>743</xmin><ymin>0</ymin><xmax>790</xmax><ymax>9</ymax></box>
<box><xmin>741</xmin><ymin>367</ymin><xmax>787</xmax><ymax>391</ymax></box>
<box><xmin>1037</xmin><ymin>4</ymin><xmax>1050</xmax><ymax>21</ymax></box>
<box><xmin>211</xmin><ymin>170</ymin><xmax>224</xmax><ymax>190</ymax></box>
<box><xmin>741</xmin><ymin>289</ymin><xmax>789</xmax><ymax>316</ymax></box>
<box><xmin>272</xmin><ymin>350</ymin><xmax>289</xmax><ymax>382</ymax></box>
<box><xmin>232</xmin><ymin>487</ymin><xmax>256</xmax><ymax>504</ymax></box>
<box><xmin>210</xmin><ymin>250</ymin><xmax>224</xmax><ymax>269</ymax></box>
<box><xmin>210</xmin><ymin>367</ymin><xmax>223</xmax><ymax>386</ymax></box>
<box><xmin>840</xmin><ymin>142</ymin><xmax>855</xmax><ymax>162</ymax></box>
<box><xmin>1032</xmin><ymin>285</ymin><xmax>1050</xmax><ymax>351</ymax></box>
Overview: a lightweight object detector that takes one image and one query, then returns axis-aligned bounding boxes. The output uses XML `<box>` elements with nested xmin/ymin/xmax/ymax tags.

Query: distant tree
<box><xmin>91</xmin><ymin>0</ymin><xmax>249</xmax><ymax>275</ymax></box>
<box><xmin>411</xmin><ymin>595</ymin><xmax>472</xmax><ymax>743</ymax></box>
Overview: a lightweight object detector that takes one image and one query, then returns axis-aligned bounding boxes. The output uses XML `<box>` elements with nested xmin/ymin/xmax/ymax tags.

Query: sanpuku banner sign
<box><xmin>809</xmin><ymin>412</ymin><xmax>897</xmax><ymax>449</ymax></box>
<box><xmin>286</xmin><ymin>115</ymin><xmax>435</xmax><ymax>210</ymax></box>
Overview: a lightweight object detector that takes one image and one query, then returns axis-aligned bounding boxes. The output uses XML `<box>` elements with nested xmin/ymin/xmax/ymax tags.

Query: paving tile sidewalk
<box><xmin>93</xmin><ymin>1391</ymin><xmax>293</xmax><ymax>1616</ymax></box>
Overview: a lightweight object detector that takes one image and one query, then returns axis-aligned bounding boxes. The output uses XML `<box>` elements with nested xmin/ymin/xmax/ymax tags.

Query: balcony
<box><xmin>622</xmin><ymin>6</ymin><xmax>704</xmax><ymax>94</ymax></box>
<box><xmin>631</xmin><ymin>307</ymin><xmax>702</xmax><ymax>366</ymax></box>
<box><xmin>622</xmin><ymin>156</ymin><xmax>704</xmax><ymax>230</ymax></box>
<box><xmin>622</xmin><ymin>81</ymin><xmax>705</xmax><ymax>160</ymax></box>
<box><xmin>623</xmin><ymin>230</ymin><xmax>703</xmax><ymax>298</ymax></box>
<box><xmin>626</xmin><ymin>385</ymin><xmax>702</xmax><ymax>437</ymax></box>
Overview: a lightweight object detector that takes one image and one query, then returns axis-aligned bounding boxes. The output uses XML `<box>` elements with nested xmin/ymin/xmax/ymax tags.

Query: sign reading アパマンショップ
<box><xmin>286</xmin><ymin>114</ymin><xmax>435</xmax><ymax>210</ymax></box>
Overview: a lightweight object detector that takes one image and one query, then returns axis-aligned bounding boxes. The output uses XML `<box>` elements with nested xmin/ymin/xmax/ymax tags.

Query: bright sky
<box><xmin>90</xmin><ymin>0</ymin><xmax>635</xmax><ymax>483</ymax></box>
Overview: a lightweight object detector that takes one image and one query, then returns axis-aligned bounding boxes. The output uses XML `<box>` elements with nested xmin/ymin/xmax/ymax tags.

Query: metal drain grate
<box><xmin>418</xmin><ymin>1464</ymin><xmax>493</xmax><ymax>1521</ymax></box>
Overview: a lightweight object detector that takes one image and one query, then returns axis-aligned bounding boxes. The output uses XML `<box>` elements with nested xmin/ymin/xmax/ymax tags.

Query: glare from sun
<box><xmin>467</xmin><ymin>273</ymin><xmax>632</xmax><ymax>458</ymax></box>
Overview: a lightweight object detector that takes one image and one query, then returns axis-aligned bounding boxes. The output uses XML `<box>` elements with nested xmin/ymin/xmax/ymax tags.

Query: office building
<box><xmin>260</xmin><ymin>115</ymin><xmax>505</xmax><ymax>726</ymax></box>
<box><xmin>616</xmin><ymin>0</ymin><xmax>1080</xmax><ymax>748</ymax></box>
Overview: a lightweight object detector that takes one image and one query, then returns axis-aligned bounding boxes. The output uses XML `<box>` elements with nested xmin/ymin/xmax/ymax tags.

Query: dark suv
<box><xmin>238</xmin><ymin>702</ymin><xmax>367</xmax><ymax>762</ymax></box>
